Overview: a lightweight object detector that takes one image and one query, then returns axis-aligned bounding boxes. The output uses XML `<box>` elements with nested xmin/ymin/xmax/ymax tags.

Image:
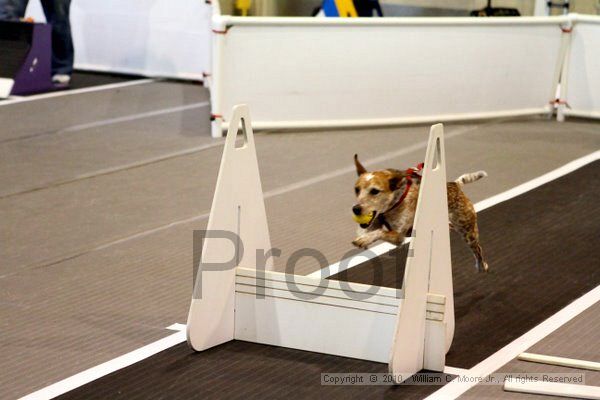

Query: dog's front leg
<box><xmin>352</xmin><ymin>229</ymin><xmax>405</xmax><ymax>249</ymax></box>
<box><xmin>352</xmin><ymin>229</ymin><xmax>385</xmax><ymax>249</ymax></box>
<box><xmin>378</xmin><ymin>230</ymin><xmax>406</xmax><ymax>246</ymax></box>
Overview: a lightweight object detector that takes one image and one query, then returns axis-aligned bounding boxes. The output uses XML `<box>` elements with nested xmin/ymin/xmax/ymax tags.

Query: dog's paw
<box><xmin>475</xmin><ymin>260</ymin><xmax>490</xmax><ymax>273</ymax></box>
<box><xmin>352</xmin><ymin>238</ymin><xmax>369</xmax><ymax>249</ymax></box>
<box><xmin>352</xmin><ymin>233</ymin><xmax>377</xmax><ymax>249</ymax></box>
<box><xmin>352</xmin><ymin>238</ymin><xmax>366</xmax><ymax>248</ymax></box>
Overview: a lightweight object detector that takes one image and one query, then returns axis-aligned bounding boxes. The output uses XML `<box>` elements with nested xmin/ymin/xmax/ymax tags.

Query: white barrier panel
<box><xmin>211</xmin><ymin>16</ymin><xmax>568</xmax><ymax>136</ymax></box>
<box><xmin>26</xmin><ymin>0</ymin><xmax>212</xmax><ymax>80</ymax></box>
<box><xmin>563</xmin><ymin>15</ymin><xmax>600</xmax><ymax>120</ymax></box>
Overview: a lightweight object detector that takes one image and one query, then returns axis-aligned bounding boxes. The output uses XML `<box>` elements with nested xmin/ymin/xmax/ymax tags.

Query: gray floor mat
<box><xmin>0</xmin><ymin>81</ymin><xmax>207</xmax><ymax>142</ymax></box>
<box><xmin>0</xmin><ymin>105</ymin><xmax>215</xmax><ymax>197</ymax></box>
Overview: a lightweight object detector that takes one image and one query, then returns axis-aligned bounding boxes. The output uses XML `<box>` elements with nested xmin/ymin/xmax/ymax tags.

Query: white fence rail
<box><xmin>563</xmin><ymin>15</ymin><xmax>600</xmax><ymax>120</ymax></box>
<box><xmin>210</xmin><ymin>15</ymin><xmax>574</xmax><ymax>136</ymax></box>
<box><xmin>209</xmin><ymin>12</ymin><xmax>600</xmax><ymax>137</ymax></box>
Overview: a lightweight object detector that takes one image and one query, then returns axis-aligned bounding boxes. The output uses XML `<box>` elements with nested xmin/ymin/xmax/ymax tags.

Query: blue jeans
<box><xmin>0</xmin><ymin>0</ymin><xmax>73</xmax><ymax>75</ymax></box>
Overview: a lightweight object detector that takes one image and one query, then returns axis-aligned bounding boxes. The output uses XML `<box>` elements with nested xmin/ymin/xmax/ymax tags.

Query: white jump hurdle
<box><xmin>187</xmin><ymin>104</ymin><xmax>454</xmax><ymax>380</ymax></box>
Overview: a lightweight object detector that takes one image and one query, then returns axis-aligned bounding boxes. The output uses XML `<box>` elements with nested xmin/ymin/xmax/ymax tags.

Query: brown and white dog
<box><xmin>351</xmin><ymin>155</ymin><xmax>489</xmax><ymax>272</ymax></box>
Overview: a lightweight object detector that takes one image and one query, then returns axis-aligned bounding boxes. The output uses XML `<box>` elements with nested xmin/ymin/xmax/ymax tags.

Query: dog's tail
<box><xmin>455</xmin><ymin>171</ymin><xmax>487</xmax><ymax>187</ymax></box>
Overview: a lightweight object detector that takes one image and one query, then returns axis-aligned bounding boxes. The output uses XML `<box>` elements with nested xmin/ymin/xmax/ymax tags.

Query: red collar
<box><xmin>377</xmin><ymin>162</ymin><xmax>423</xmax><ymax>231</ymax></box>
<box><xmin>386</xmin><ymin>162</ymin><xmax>424</xmax><ymax>213</ymax></box>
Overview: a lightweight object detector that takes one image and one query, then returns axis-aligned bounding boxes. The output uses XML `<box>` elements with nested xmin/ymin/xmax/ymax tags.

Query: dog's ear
<box><xmin>389</xmin><ymin>177</ymin><xmax>400</xmax><ymax>191</ymax></box>
<box><xmin>354</xmin><ymin>154</ymin><xmax>367</xmax><ymax>176</ymax></box>
<box><xmin>388</xmin><ymin>170</ymin><xmax>406</xmax><ymax>191</ymax></box>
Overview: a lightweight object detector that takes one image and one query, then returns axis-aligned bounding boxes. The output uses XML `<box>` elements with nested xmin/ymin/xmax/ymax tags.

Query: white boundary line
<box><xmin>16</xmin><ymin>150</ymin><xmax>600</xmax><ymax>400</ymax></box>
<box><xmin>472</xmin><ymin>149</ymin><xmax>600</xmax><ymax>213</ymax></box>
<box><xmin>59</xmin><ymin>101</ymin><xmax>210</xmax><ymax>133</ymax></box>
<box><xmin>166</xmin><ymin>323</ymin><xmax>187</xmax><ymax>332</ymax></box>
<box><xmin>311</xmin><ymin>149</ymin><xmax>600</xmax><ymax>279</ymax></box>
<box><xmin>426</xmin><ymin>285</ymin><xmax>600</xmax><ymax>400</ymax></box>
<box><xmin>1</xmin><ymin>101</ymin><xmax>210</xmax><ymax>146</ymax></box>
<box><xmin>261</xmin><ymin>124</ymin><xmax>479</xmax><ymax>199</ymax></box>
<box><xmin>19</xmin><ymin>328</ymin><xmax>187</xmax><ymax>400</ymax></box>
<box><xmin>0</xmin><ymin>101</ymin><xmax>214</xmax><ymax>199</ymax></box>
<box><xmin>16</xmin><ymin>318</ymin><xmax>469</xmax><ymax>400</ymax></box>
<box><xmin>443</xmin><ymin>366</ymin><xmax>470</xmax><ymax>376</ymax></box>
<box><xmin>307</xmin><ymin>242</ymin><xmax>398</xmax><ymax>278</ymax></box>
<box><xmin>0</xmin><ymin>140</ymin><xmax>224</xmax><ymax>200</ymax></box>
<box><xmin>0</xmin><ymin>79</ymin><xmax>155</xmax><ymax>106</ymax></box>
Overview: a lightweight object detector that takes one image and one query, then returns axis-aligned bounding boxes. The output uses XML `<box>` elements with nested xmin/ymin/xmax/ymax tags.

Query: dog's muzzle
<box><xmin>352</xmin><ymin>210</ymin><xmax>376</xmax><ymax>228</ymax></box>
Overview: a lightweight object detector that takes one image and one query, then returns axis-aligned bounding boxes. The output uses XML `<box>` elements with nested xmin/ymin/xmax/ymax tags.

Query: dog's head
<box><xmin>352</xmin><ymin>154</ymin><xmax>409</xmax><ymax>228</ymax></box>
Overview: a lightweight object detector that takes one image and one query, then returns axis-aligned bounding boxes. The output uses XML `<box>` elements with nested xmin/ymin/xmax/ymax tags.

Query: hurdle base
<box><xmin>231</xmin><ymin>267</ymin><xmax>450</xmax><ymax>367</ymax></box>
<box><xmin>189</xmin><ymin>265</ymin><xmax>452</xmax><ymax>369</ymax></box>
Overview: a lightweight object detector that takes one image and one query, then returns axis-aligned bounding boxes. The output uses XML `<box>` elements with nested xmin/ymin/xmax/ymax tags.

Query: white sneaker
<box><xmin>52</xmin><ymin>74</ymin><xmax>71</xmax><ymax>85</ymax></box>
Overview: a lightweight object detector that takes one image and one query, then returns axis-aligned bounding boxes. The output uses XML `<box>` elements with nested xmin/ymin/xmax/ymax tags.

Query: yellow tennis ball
<box><xmin>352</xmin><ymin>212</ymin><xmax>374</xmax><ymax>225</ymax></box>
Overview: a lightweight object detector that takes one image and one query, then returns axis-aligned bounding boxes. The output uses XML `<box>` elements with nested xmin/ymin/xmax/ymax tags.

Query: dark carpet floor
<box><xmin>57</xmin><ymin>161</ymin><xmax>599</xmax><ymax>399</ymax></box>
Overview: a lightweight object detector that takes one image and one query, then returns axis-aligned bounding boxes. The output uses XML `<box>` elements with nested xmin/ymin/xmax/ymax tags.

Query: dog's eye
<box><xmin>354</xmin><ymin>187</ymin><xmax>360</xmax><ymax>195</ymax></box>
<box><xmin>369</xmin><ymin>188</ymin><xmax>380</xmax><ymax>195</ymax></box>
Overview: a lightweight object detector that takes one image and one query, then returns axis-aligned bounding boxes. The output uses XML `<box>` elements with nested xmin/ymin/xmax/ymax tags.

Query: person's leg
<box><xmin>40</xmin><ymin>0</ymin><xmax>73</xmax><ymax>78</ymax></box>
<box><xmin>0</xmin><ymin>0</ymin><xmax>28</xmax><ymax>20</ymax></box>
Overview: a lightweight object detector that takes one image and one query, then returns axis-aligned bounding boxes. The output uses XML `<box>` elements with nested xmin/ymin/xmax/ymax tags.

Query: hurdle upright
<box><xmin>187</xmin><ymin>104</ymin><xmax>454</xmax><ymax>380</ymax></box>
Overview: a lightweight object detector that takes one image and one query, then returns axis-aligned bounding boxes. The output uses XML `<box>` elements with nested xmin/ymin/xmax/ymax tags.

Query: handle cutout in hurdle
<box><xmin>432</xmin><ymin>137</ymin><xmax>441</xmax><ymax>171</ymax></box>
<box><xmin>235</xmin><ymin>117</ymin><xmax>248</xmax><ymax>149</ymax></box>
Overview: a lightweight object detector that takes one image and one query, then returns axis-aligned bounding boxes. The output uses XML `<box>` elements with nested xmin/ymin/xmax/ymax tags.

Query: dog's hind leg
<box><xmin>448</xmin><ymin>185</ymin><xmax>488</xmax><ymax>273</ymax></box>
<box><xmin>459</xmin><ymin>223</ymin><xmax>488</xmax><ymax>273</ymax></box>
